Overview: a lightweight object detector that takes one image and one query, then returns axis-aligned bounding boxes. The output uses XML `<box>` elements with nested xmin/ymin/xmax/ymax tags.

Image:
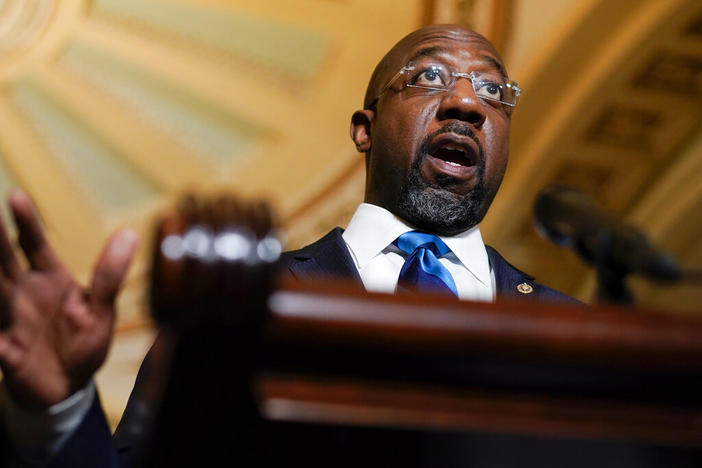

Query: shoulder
<box><xmin>279</xmin><ymin>227</ymin><xmax>346</xmax><ymax>266</ymax></box>
<box><xmin>278</xmin><ymin>228</ymin><xmax>360</xmax><ymax>282</ymax></box>
<box><xmin>485</xmin><ymin>245</ymin><xmax>584</xmax><ymax>305</ymax></box>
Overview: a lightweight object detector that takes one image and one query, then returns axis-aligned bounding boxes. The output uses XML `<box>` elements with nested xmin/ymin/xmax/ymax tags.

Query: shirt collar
<box><xmin>342</xmin><ymin>203</ymin><xmax>492</xmax><ymax>287</ymax></box>
<box><xmin>342</xmin><ymin>203</ymin><xmax>410</xmax><ymax>268</ymax></box>
<box><xmin>441</xmin><ymin>224</ymin><xmax>492</xmax><ymax>288</ymax></box>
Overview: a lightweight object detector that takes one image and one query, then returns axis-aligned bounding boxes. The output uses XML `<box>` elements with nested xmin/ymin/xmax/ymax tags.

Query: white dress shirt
<box><xmin>342</xmin><ymin>203</ymin><xmax>495</xmax><ymax>302</ymax></box>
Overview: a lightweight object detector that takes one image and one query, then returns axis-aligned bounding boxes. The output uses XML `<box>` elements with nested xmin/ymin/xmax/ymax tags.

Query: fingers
<box><xmin>8</xmin><ymin>189</ymin><xmax>59</xmax><ymax>272</ymax></box>
<box><xmin>0</xmin><ymin>193</ymin><xmax>20</xmax><ymax>336</ymax></box>
<box><xmin>90</xmin><ymin>228</ymin><xmax>139</xmax><ymax>313</ymax></box>
<box><xmin>0</xmin><ymin>329</ymin><xmax>19</xmax><ymax>370</ymax></box>
<box><xmin>0</xmin><ymin>195</ymin><xmax>20</xmax><ymax>280</ymax></box>
<box><xmin>0</xmin><ymin>333</ymin><xmax>10</xmax><ymax>368</ymax></box>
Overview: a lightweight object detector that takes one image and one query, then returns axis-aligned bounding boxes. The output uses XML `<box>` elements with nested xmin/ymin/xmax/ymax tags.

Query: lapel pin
<box><xmin>517</xmin><ymin>282</ymin><xmax>534</xmax><ymax>294</ymax></box>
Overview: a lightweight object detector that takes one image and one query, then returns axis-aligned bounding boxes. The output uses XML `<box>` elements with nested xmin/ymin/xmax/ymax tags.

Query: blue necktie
<box><xmin>394</xmin><ymin>231</ymin><xmax>458</xmax><ymax>297</ymax></box>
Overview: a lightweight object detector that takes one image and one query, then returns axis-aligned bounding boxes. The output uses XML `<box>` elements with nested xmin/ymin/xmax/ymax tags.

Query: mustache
<box><xmin>419</xmin><ymin>122</ymin><xmax>484</xmax><ymax>162</ymax></box>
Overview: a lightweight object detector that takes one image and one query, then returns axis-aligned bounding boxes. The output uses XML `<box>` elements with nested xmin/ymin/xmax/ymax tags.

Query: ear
<box><xmin>350</xmin><ymin>109</ymin><xmax>374</xmax><ymax>153</ymax></box>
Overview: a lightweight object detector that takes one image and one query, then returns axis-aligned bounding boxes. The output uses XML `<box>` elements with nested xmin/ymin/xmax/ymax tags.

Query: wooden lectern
<box><xmin>132</xmin><ymin>196</ymin><xmax>702</xmax><ymax>467</ymax></box>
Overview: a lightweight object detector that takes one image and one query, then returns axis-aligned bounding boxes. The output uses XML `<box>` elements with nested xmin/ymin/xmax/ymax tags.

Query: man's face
<box><xmin>353</xmin><ymin>26</ymin><xmax>512</xmax><ymax>236</ymax></box>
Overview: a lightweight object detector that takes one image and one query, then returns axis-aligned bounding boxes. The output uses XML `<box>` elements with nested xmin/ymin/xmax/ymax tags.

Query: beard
<box><xmin>396</xmin><ymin>123</ymin><xmax>487</xmax><ymax>235</ymax></box>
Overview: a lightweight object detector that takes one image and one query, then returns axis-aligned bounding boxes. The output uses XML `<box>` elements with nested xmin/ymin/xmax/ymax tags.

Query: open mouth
<box><xmin>427</xmin><ymin>136</ymin><xmax>478</xmax><ymax>168</ymax></box>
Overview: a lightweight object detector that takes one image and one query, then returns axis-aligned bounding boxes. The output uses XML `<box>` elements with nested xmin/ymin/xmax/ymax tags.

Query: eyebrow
<box><xmin>480</xmin><ymin>55</ymin><xmax>508</xmax><ymax>79</ymax></box>
<box><xmin>408</xmin><ymin>46</ymin><xmax>446</xmax><ymax>62</ymax></box>
<box><xmin>407</xmin><ymin>46</ymin><xmax>508</xmax><ymax>79</ymax></box>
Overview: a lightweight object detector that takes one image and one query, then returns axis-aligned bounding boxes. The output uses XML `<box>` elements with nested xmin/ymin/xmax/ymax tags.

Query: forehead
<box><xmin>397</xmin><ymin>27</ymin><xmax>506</xmax><ymax>74</ymax></box>
<box><xmin>364</xmin><ymin>26</ymin><xmax>507</xmax><ymax>108</ymax></box>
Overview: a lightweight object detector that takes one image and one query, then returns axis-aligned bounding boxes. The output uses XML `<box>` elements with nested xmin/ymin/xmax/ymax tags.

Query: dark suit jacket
<box><xmin>41</xmin><ymin>228</ymin><xmax>580</xmax><ymax>468</ymax></box>
<box><xmin>281</xmin><ymin>227</ymin><xmax>579</xmax><ymax>304</ymax></box>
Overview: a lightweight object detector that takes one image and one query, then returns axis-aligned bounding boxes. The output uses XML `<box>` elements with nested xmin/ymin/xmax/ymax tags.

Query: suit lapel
<box><xmin>287</xmin><ymin>228</ymin><xmax>363</xmax><ymax>284</ymax></box>
<box><xmin>486</xmin><ymin>245</ymin><xmax>534</xmax><ymax>297</ymax></box>
<box><xmin>285</xmin><ymin>235</ymin><xmax>573</xmax><ymax>303</ymax></box>
<box><xmin>287</xmin><ymin>235</ymin><xmax>533</xmax><ymax>292</ymax></box>
<box><xmin>285</xmin><ymin>235</ymin><xmax>575</xmax><ymax>303</ymax></box>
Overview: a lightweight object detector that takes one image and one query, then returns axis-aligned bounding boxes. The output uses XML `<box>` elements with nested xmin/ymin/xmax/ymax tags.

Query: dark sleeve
<box><xmin>47</xmin><ymin>351</ymin><xmax>155</xmax><ymax>468</ymax></box>
<box><xmin>47</xmin><ymin>394</ymin><xmax>120</xmax><ymax>468</ymax></box>
<box><xmin>0</xmin><ymin>411</ymin><xmax>12</xmax><ymax>468</ymax></box>
<box><xmin>111</xmin><ymin>348</ymin><xmax>155</xmax><ymax>468</ymax></box>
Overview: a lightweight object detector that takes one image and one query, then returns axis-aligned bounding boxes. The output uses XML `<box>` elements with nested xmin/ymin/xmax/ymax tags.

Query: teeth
<box><xmin>446</xmin><ymin>161</ymin><xmax>461</xmax><ymax>166</ymax></box>
<box><xmin>440</xmin><ymin>144</ymin><xmax>464</xmax><ymax>152</ymax></box>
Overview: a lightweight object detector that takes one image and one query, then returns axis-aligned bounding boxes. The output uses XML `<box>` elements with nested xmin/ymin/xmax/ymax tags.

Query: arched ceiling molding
<box><xmin>283</xmin><ymin>150</ymin><xmax>365</xmax><ymax>249</ymax></box>
<box><xmin>0</xmin><ymin>0</ymin><xmax>84</xmax><ymax>82</ymax></box>
<box><xmin>628</xmin><ymin>132</ymin><xmax>702</xmax><ymax>241</ymax></box>
<box><xmin>478</xmin><ymin>0</ymin><xmax>702</xmax><ymax>300</ymax></box>
<box><xmin>483</xmin><ymin>0</ymin><xmax>690</xmax><ymax>241</ymax></box>
<box><xmin>504</xmin><ymin>0</ymin><xmax>601</xmax><ymax>91</ymax></box>
<box><xmin>0</xmin><ymin>0</ymin><xmax>55</xmax><ymax>55</ymax></box>
<box><xmin>425</xmin><ymin>0</ymin><xmax>514</xmax><ymax>53</ymax></box>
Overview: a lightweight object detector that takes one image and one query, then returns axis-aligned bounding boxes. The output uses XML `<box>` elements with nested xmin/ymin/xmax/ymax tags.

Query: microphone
<box><xmin>533</xmin><ymin>185</ymin><xmax>681</xmax><ymax>282</ymax></box>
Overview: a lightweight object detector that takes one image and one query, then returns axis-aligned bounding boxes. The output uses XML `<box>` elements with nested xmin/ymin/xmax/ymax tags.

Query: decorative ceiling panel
<box><xmin>91</xmin><ymin>0</ymin><xmax>331</xmax><ymax>80</ymax></box>
<box><xmin>59</xmin><ymin>42</ymin><xmax>263</xmax><ymax>166</ymax></box>
<box><xmin>9</xmin><ymin>78</ymin><xmax>158</xmax><ymax>211</ymax></box>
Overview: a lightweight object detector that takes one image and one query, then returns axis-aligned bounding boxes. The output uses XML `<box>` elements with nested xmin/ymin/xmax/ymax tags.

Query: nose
<box><xmin>436</xmin><ymin>77</ymin><xmax>487</xmax><ymax>127</ymax></box>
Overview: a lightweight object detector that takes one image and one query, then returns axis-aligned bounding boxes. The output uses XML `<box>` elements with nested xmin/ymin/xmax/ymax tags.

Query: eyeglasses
<box><xmin>368</xmin><ymin>60</ymin><xmax>522</xmax><ymax>109</ymax></box>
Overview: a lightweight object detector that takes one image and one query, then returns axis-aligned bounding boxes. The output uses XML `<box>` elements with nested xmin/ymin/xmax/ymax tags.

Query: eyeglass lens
<box><xmin>394</xmin><ymin>59</ymin><xmax>520</xmax><ymax>106</ymax></box>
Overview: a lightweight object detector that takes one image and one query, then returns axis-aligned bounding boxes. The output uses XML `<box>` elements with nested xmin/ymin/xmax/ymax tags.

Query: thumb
<box><xmin>90</xmin><ymin>228</ymin><xmax>140</xmax><ymax>312</ymax></box>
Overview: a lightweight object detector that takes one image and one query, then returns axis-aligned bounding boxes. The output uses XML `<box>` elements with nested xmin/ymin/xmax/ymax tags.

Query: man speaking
<box><xmin>282</xmin><ymin>24</ymin><xmax>573</xmax><ymax>303</ymax></box>
<box><xmin>0</xmin><ymin>25</ymin><xmax>574</xmax><ymax>467</ymax></box>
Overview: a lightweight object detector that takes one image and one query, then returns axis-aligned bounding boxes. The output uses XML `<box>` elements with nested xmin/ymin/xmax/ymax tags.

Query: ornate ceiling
<box><xmin>0</xmin><ymin>0</ymin><xmax>700</xmax><ymax>423</ymax></box>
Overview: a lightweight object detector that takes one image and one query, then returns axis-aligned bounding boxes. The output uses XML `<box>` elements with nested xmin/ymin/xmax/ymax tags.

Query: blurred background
<box><xmin>0</xmin><ymin>0</ymin><xmax>700</xmax><ymax>425</ymax></box>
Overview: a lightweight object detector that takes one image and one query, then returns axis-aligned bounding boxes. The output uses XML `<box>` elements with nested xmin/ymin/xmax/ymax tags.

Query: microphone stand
<box><xmin>591</xmin><ymin>229</ymin><xmax>634</xmax><ymax>306</ymax></box>
<box><xmin>533</xmin><ymin>185</ymin><xmax>699</xmax><ymax>308</ymax></box>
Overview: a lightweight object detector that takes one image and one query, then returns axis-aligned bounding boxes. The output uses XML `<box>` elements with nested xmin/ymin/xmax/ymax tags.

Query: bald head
<box><xmin>363</xmin><ymin>25</ymin><xmax>505</xmax><ymax>109</ymax></box>
<box><xmin>351</xmin><ymin>24</ymin><xmax>514</xmax><ymax>235</ymax></box>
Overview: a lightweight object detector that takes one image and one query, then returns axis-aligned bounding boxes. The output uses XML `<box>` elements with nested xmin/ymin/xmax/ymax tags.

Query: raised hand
<box><xmin>0</xmin><ymin>189</ymin><xmax>139</xmax><ymax>409</ymax></box>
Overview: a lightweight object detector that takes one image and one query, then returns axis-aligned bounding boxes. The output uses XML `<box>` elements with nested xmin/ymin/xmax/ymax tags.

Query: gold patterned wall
<box><xmin>1</xmin><ymin>0</ymin><xmax>701</xmax><ymax>424</ymax></box>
